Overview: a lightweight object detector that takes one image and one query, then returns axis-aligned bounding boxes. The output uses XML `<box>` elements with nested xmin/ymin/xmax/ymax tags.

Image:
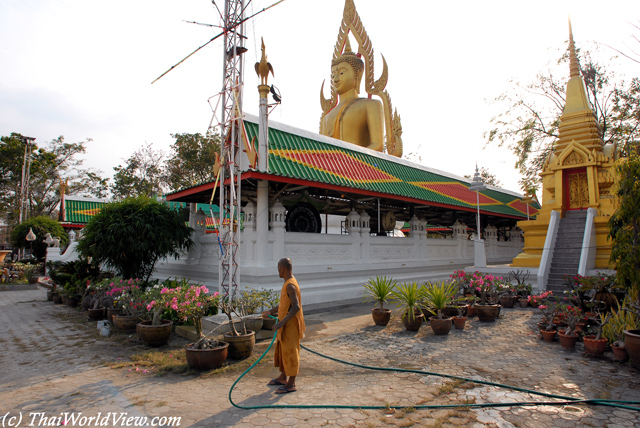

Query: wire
<box><xmin>152</xmin><ymin>0</ymin><xmax>288</xmax><ymax>84</ymax></box>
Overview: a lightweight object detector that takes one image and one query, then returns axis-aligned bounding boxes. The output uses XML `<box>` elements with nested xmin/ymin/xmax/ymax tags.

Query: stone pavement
<box><xmin>1</xmin><ymin>287</ymin><xmax>640</xmax><ymax>428</ymax></box>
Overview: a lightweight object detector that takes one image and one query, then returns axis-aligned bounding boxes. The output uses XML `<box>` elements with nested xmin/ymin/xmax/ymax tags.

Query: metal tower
<box><xmin>218</xmin><ymin>0</ymin><xmax>245</xmax><ymax>296</ymax></box>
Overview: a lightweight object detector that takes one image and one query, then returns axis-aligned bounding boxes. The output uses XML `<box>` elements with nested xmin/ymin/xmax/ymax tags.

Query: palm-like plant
<box><xmin>391</xmin><ymin>281</ymin><xmax>424</xmax><ymax>322</ymax></box>
<box><xmin>363</xmin><ymin>276</ymin><xmax>397</xmax><ymax>311</ymax></box>
<box><xmin>422</xmin><ymin>281</ymin><xmax>462</xmax><ymax>319</ymax></box>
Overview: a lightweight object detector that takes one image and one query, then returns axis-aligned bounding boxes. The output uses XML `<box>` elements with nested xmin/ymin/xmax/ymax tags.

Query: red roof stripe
<box><xmin>411</xmin><ymin>182</ymin><xmax>501</xmax><ymax>206</ymax></box>
<box><xmin>508</xmin><ymin>200</ymin><xmax>540</xmax><ymax>216</ymax></box>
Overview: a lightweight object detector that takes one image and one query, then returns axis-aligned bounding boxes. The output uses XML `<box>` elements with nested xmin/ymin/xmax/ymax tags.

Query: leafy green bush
<box><xmin>77</xmin><ymin>196</ymin><xmax>194</xmax><ymax>281</ymax></box>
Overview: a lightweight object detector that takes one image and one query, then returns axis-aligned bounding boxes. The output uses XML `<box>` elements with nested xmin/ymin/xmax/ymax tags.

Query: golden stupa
<box><xmin>511</xmin><ymin>21</ymin><xmax>619</xmax><ymax>269</ymax></box>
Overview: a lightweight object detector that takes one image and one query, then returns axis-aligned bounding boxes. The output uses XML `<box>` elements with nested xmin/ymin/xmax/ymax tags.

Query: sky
<box><xmin>1</xmin><ymin>0</ymin><xmax>638</xmax><ymax>195</ymax></box>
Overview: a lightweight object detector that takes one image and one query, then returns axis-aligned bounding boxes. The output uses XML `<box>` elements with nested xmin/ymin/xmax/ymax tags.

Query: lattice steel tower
<box><xmin>218</xmin><ymin>0</ymin><xmax>245</xmax><ymax>296</ymax></box>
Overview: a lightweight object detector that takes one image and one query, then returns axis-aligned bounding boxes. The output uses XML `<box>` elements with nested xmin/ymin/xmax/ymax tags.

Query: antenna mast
<box><xmin>218</xmin><ymin>0</ymin><xmax>245</xmax><ymax>296</ymax></box>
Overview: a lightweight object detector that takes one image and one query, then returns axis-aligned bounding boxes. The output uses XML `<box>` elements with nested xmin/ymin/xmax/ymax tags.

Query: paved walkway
<box><xmin>1</xmin><ymin>287</ymin><xmax>640</xmax><ymax>428</ymax></box>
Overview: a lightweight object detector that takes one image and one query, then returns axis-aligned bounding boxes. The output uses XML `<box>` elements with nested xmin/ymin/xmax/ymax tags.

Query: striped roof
<box><xmin>240</xmin><ymin>114</ymin><xmax>539</xmax><ymax>219</ymax></box>
<box><xmin>62</xmin><ymin>197</ymin><xmax>219</xmax><ymax>228</ymax></box>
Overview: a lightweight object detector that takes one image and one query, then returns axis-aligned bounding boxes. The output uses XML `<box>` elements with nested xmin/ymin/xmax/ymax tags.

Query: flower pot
<box><xmin>441</xmin><ymin>306</ymin><xmax>459</xmax><ymax>318</ymax></box>
<box><xmin>262</xmin><ymin>317</ymin><xmax>277</xmax><ymax>330</ymax></box>
<box><xmin>499</xmin><ymin>296</ymin><xmax>517</xmax><ymax>308</ymax></box>
<box><xmin>61</xmin><ymin>295</ymin><xmax>68</xmax><ymax>305</ymax></box>
<box><xmin>466</xmin><ymin>306</ymin><xmax>476</xmax><ymax>317</ymax></box>
<box><xmin>46</xmin><ymin>290</ymin><xmax>54</xmax><ymax>301</ymax></box>
<box><xmin>530</xmin><ymin>301</ymin><xmax>540</xmax><ymax>308</ymax></box>
<box><xmin>612</xmin><ymin>345</ymin><xmax>629</xmax><ymax>363</ymax></box>
<box><xmin>453</xmin><ymin>316</ymin><xmax>467</xmax><ymax>330</ymax></box>
<box><xmin>430</xmin><ymin>317</ymin><xmax>453</xmax><ymax>335</ymax></box>
<box><xmin>107</xmin><ymin>308</ymin><xmax>122</xmax><ymax>325</ymax></box>
<box><xmin>87</xmin><ymin>307</ymin><xmax>106</xmax><ymax>321</ymax></box>
<box><xmin>113</xmin><ymin>314</ymin><xmax>139</xmax><ymax>333</ymax></box>
<box><xmin>558</xmin><ymin>331</ymin><xmax>579</xmax><ymax>349</ymax></box>
<box><xmin>371</xmin><ymin>308</ymin><xmax>392</xmax><ymax>326</ymax></box>
<box><xmin>185</xmin><ymin>341</ymin><xmax>229</xmax><ymax>370</ymax></box>
<box><xmin>402</xmin><ymin>313</ymin><xmax>424</xmax><ymax>331</ymax></box>
<box><xmin>624</xmin><ymin>330</ymin><xmax>640</xmax><ymax>369</ymax></box>
<box><xmin>137</xmin><ymin>320</ymin><xmax>173</xmax><ymax>347</ymax></box>
<box><xmin>242</xmin><ymin>315</ymin><xmax>263</xmax><ymax>333</ymax></box>
<box><xmin>583</xmin><ymin>335</ymin><xmax>608</xmax><ymax>357</ymax></box>
<box><xmin>52</xmin><ymin>293</ymin><xmax>63</xmax><ymax>304</ymax></box>
<box><xmin>66</xmin><ymin>296</ymin><xmax>79</xmax><ymax>308</ymax></box>
<box><xmin>518</xmin><ymin>298</ymin><xmax>529</xmax><ymax>308</ymax></box>
<box><xmin>540</xmin><ymin>329</ymin><xmax>556</xmax><ymax>342</ymax></box>
<box><xmin>475</xmin><ymin>305</ymin><xmax>500</xmax><ymax>322</ymax></box>
<box><xmin>223</xmin><ymin>330</ymin><xmax>256</xmax><ymax>360</ymax></box>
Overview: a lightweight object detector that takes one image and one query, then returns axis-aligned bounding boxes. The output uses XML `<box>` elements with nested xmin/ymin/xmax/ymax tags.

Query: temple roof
<box><xmin>241</xmin><ymin>114</ymin><xmax>539</xmax><ymax>219</ymax></box>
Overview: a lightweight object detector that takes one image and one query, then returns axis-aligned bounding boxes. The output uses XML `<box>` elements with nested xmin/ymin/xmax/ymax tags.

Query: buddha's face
<box><xmin>331</xmin><ymin>61</ymin><xmax>358</xmax><ymax>95</ymax></box>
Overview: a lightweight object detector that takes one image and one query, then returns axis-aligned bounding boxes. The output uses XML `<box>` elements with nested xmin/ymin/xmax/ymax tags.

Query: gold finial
<box><xmin>255</xmin><ymin>37</ymin><xmax>274</xmax><ymax>86</ymax></box>
<box><xmin>568</xmin><ymin>18</ymin><xmax>580</xmax><ymax>79</ymax></box>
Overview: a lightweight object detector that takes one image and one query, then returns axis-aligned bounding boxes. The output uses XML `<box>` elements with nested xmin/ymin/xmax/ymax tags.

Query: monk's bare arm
<box><xmin>273</xmin><ymin>283</ymin><xmax>300</xmax><ymax>330</ymax></box>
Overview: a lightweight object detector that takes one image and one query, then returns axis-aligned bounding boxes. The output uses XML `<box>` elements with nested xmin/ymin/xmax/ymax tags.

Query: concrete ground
<box><xmin>1</xmin><ymin>287</ymin><xmax>640</xmax><ymax>428</ymax></box>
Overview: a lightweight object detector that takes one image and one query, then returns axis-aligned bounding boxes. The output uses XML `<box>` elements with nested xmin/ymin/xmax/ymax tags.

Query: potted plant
<box><xmin>138</xmin><ymin>279</ymin><xmax>177</xmax><ymax>347</ymax></box>
<box><xmin>556</xmin><ymin>304</ymin><xmax>582</xmax><ymax>349</ymax></box>
<box><xmin>108</xmin><ymin>278</ymin><xmax>146</xmax><ymax>332</ymax></box>
<box><xmin>583</xmin><ymin>312</ymin><xmax>612</xmax><ymax>357</ymax></box>
<box><xmin>422</xmin><ymin>281</ymin><xmax>461</xmax><ymax>335</ymax></box>
<box><xmin>472</xmin><ymin>273</ymin><xmax>501</xmax><ymax>321</ymax></box>
<box><xmin>219</xmin><ymin>292</ymin><xmax>257</xmax><ymax>360</ymax></box>
<box><xmin>363</xmin><ymin>276</ymin><xmax>397</xmax><ymax>326</ymax></box>
<box><xmin>390</xmin><ymin>281</ymin><xmax>424</xmax><ymax>331</ymax></box>
<box><xmin>603</xmin><ymin>300</ymin><xmax>638</xmax><ymax>363</ymax></box>
<box><xmin>538</xmin><ymin>302</ymin><xmax>560</xmax><ymax>342</ymax></box>
<box><xmin>163</xmin><ymin>283</ymin><xmax>226</xmax><ymax>370</ymax></box>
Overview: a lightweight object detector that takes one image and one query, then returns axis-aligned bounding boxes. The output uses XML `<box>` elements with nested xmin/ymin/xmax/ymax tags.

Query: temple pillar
<box><xmin>360</xmin><ymin>211</ymin><xmax>371</xmax><ymax>261</ymax></box>
<box><xmin>269</xmin><ymin>201</ymin><xmax>286</xmax><ymax>262</ymax></box>
<box><xmin>346</xmin><ymin>210</ymin><xmax>361</xmax><ymax>261</ymax></box>
<box><xmin>256</xmin><ymin>181</ymin><xmax>269</xmax><ymax>266</ymax></box>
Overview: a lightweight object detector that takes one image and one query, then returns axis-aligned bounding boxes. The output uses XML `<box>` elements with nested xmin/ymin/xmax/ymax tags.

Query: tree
<box><xmin>0</xmin><ymin>133</ymin><xmax>105</xmax><ymax>223</ymax></box>
<box><xmin>464</xmin><ymin>167</ymin><xmax>502</xmax><ymax>187</ymax></box>
<box><xmin>76</xmin><ymin>196</ymin><xmax>194</xmax><ymax>281</ymax></box>
<box><xmin>609</xmin><ymin>145</ymin><xmax>640</xmax><ymax>295</ymax></box>
<box><xmin>163</xmin><ymin>132</ymin><xmax>221</xmax><ymax>192</ymax></box>
<box><xmin>111</xmin><ymin>144</ymin><xmax>165</xmax><ymax>200</ymax></box>
<box><xmin>484</xmin><ymin>45</ymin><xmax>639</xmax><ymax>194</ymax></box>
<box><xmin>10</xmin><ymin>216</ymin><xmax>68</xmax><ymax>261</ymax></box>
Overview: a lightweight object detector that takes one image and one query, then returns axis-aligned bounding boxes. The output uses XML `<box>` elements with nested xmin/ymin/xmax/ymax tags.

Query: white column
<box><xmin>256</xmin><ymin>180</ymin><xmax>269</xmax><ymax>266</ymax></box>
<box><xmin>269</xmin><ymin>201</ymin><xmax>286</xmax><ymax>262</ymax></box>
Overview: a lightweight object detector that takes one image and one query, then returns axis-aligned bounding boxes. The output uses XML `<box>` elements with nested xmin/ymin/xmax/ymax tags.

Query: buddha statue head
<box><xmin>331</xmin><ymin>49</ymin><xmax>364</xmax><ymax>96</ymax></box>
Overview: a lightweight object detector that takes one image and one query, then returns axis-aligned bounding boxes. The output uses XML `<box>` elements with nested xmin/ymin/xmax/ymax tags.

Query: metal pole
<box><xmin>476</xmin><ymin>190</ymin><xmax>480</xmax><ymax>240</ymax></box>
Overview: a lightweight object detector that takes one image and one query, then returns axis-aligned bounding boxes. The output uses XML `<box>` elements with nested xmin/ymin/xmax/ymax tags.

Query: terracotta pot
<box><xmin>530</xmin><ymin>301</ymin><xmax>540</xmax><ymax>308</ymax></box>
<box><xmin>518</xmin><ymin>298</ymin><xmax>529</xmax><ymax>308</ymax></box>
<box><xmin>612</xmin><ymin>345</ymin><xmax>629</xmax><ymax>363</ymax></box>
<box><xmin>475</xmin><ymin>305</ymin><xmax>500</xmax><ymax>322</ymax></box>
<box><xmin>371</xmin><ymin>308</ymin><xmax>391</xmax><ymax>326</ymax></box>
<box><xmin>402</xmin><ymin>313</ymin><xmax>424</xmax><ymax>331</ymax></box>
<box><xmin>137</xmin><ymin>320</ymin><xmax>173</xmax><ymax>347</ymax></box>
<box><xmin>624</xmin><ymin>329</ymin><xmax>640</xmax><ymax>369</ymax></box>
<box><xmin>453</xmin><ymin>316</ymin><xmax>467</xmax><ymax>330</ymax></box>
<box><xmin>499</xmin><ymin>296</ymin><xmax>517</xmax><ymax>308</ymax></box>
<box><xmin>52</xmin><ymin>293</ymin><xmax>63</xmax><ymax>304</ymax></box>
<box><xmin>242</xmin><ymin>315</ymin><xmax>263</xmax><ymax>333</ymax></box>
<box><xmin>466</xmin><ymin>306</ymin><xmax>476</xmax><ymax>317</ymax></box>
<box><xmin>262</xmin><ymin>317</ymin><xmax>277</xmax><ymax>330</ymax></box>
<box><xmin>66</xmin><ymin>296</ymin><xmax>79</xmax><ymax>308</ymax></box>
<box><xmin>107</xmin><ymin>308</ymin><xmax>122</xmax><ymax>324</ymax></box>
<box><xmin>223</xmin><ymin>330</ymin><xmax>256</xmax><ymax>360</ymax></box>
<box><xmin>430</xmin><ymin>317</ymin><xmax>453</xmax><ymax>335</ymax></box>
<box><xmin>583</xmin><ymin>335</ymin><xmax>608</xmax><ymax>357</ymax></box>
<box><xmin>113</xmin><ymin>314</ymin><xmax>139</xmax><ymax>333</ymax></box>
<box><xmin>46</xmin><ymin>290</ymin><xmax>54</xmax><ymax>301</ymax></box>
<box><xmin>540</xmin><ymin>329</ymin><xmax>556</xmax><ymax>342</ymax></box>
<box><xmin>558</xmin><ymin>331</ymin><xmax>579</xmax><ymax>349</ymax></box>
<box><xmin>441</xmin><ymin>306</ymin><xmax>459</xmax><ymax>318</ymax></box>
<box><xmin>61</xmin><ymin>295</ymin><xmax>68</xmax><ymax>305</ymax></box>
<box><xmin>87</xmin><ymin>307</ymin><xmax>106</xmax><ymax>321</ymax></box>
<box><xmin>185</xmin><ymin>341</ymin><xmax>229</xmax><ymax>370</ymax></box>
<box><xmin>82</xmin><ymin>295</ymin><xmax>92</xmax><ymax>310</ymax></box>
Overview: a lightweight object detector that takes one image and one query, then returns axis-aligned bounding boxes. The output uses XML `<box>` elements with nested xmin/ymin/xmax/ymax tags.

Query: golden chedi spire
<box><xmin>553</xmin><ymin>18</ymin><xmax>603</xmax><ymax>154</ymax></box>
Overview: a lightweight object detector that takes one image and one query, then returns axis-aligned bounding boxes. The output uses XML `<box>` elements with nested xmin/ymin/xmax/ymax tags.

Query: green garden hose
<box><xmin>229</xmin><ymin>320</ymin><xmax>640</xmax><ymax>412</ymax></box>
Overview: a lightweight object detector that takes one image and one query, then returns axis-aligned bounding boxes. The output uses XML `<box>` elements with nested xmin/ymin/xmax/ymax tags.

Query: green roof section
<box><xmin>240</xmin><ymin>114</ymin><xmax>539</xmax><ymax>219</ymax></box>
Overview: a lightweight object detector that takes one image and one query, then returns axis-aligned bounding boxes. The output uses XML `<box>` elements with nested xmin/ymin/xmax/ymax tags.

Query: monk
<box><xmin>262</xmin><ymin>257</ymin><xmax>305</xmax><ymax>394</ymax></box>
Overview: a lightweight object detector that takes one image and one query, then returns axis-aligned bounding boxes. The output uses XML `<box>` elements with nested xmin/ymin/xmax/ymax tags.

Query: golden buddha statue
<box><xmin>319</xmin><ymin>0</ymin><xmax>403</xmax><ymax>157</ymax></box>
<box><xmin>320</xmin><ymin>46</ymin><xmax>384</xmax><ymax>152</ymax></box>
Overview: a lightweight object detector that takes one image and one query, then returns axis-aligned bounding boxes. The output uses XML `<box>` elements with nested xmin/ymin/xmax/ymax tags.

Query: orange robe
<box><xmin>274</xmin><ymin>277</ymin><xmax>305</xmax><ymax>376</ymax></box>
